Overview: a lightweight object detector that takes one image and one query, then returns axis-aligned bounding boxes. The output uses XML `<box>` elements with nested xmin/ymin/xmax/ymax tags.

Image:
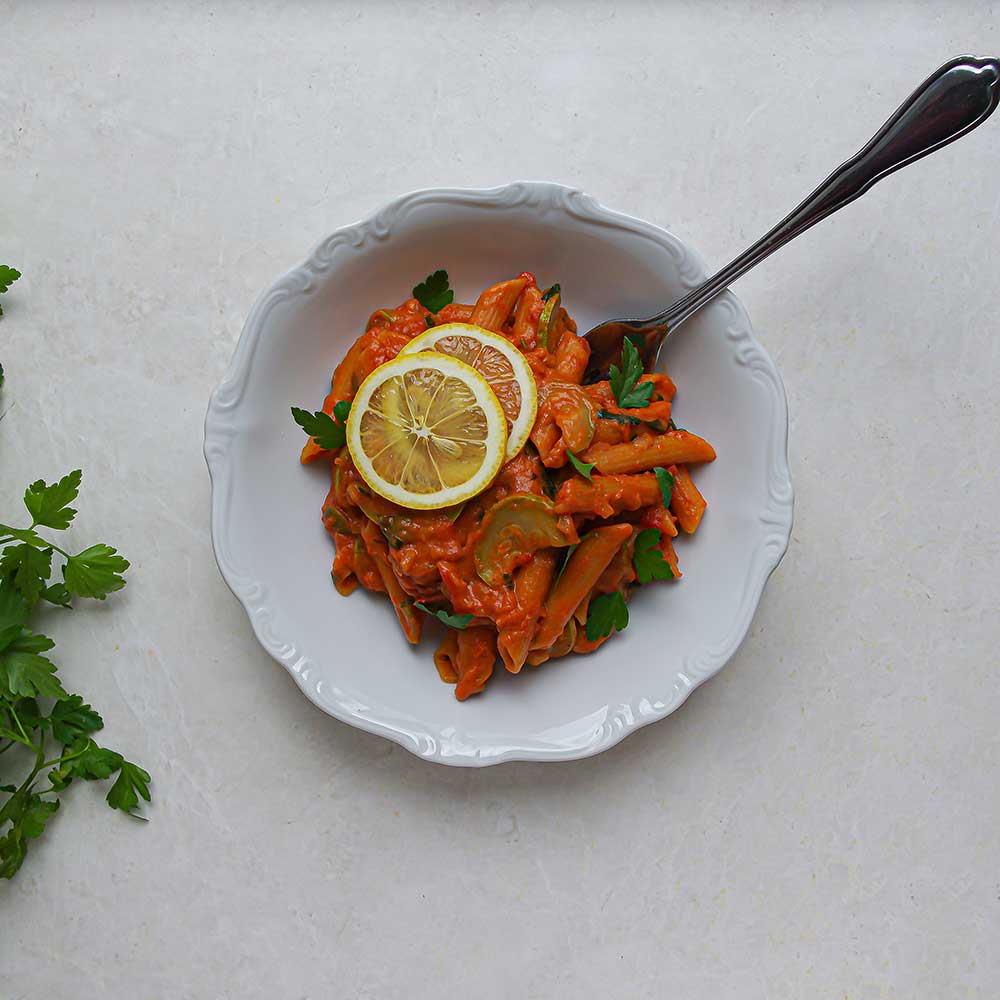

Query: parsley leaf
<box><xmin>7</xmin><ymin>630</ymin><xmax>55</xmax><ymax>654</ymax></box>
<box><xmin>63</xmin><ymin>544</ymin><xmax>129</xmax><ymax>600</ymax></box>
<box><xmin>0</xmin><ymin>648</ymin><xmax>67</xmax><ymax>700</ymax></box>
<box><xmin>608</xmin><ymin>338</ymin><xmax>654</xmax><ymax>409</ymax></box>
<box><xmin>654</xmin><ymin>467</ymin><xmax>675</xmax><ymax>507</ymax></box>
<box><xmin>566</xmin><ymin>450</ymin><xmax>595</xmax><ymax>481</ymax></box>
<box><xmin>0</xmin><ymin>579</ymin><xmax>30</xmax><ymax>639</ymax></box>
<box><xmin>584</xmin><ymin>591</ymin><xmax>629</xmax><ymax>641</ymax></box>
<box><xmin>0</xmin><ymin>792</ymin><xmax>59</xmax><ymax>878</ymax></box>
<box><xmin>291</xmin><ymin>405</ymin><xmax>348</xmax><ymax>450</ymax></box>
<box><xmin>414</xmin><ymin>602</ymin><xmax>473</xmax><ymax>630</ymax></box>
<box><xmin>0</xmin><ymin>543</ymin><xmax>53</xmax><ymax>605</ymax></box>
<box><xmin>633</xmin><ymin>528</ymin><xmax>675</xmax><ymax>584</ymax></box>
<box><xmin>106</xmin><ymin>760</ymin><xmax>152</xmax><ymax>816</ymax></box>
<box><xmin>0</xmin><ymin>266</ymin><xmax>20</xmax><ymax>317</ymax></box>
<box><xmin>0</xmin><ymin>266</ymin><xmax>20</xmax><ymax>294</ymax></box>
<box><xmin>40</xmin><ymin>582</ymin><xmax>71</xmax><ymax>607</ymax></box>
<box><xmin>553</xmin><ymin>543</ymin><xmax>579</xmax><ymax>587</ymax></box>
<box><xmin>0</xmin><ymin>524</ymin><xmax>47</xmax><ymax>546</ymax></box>
<box><xmin>61</xmin><ymin>739</ymin><xmax>123</xmax><ymax>781</ymax></box>
<box><xmin>49</xmin><ymin>695</ymin><xmax>103</xmax><ymax>746</ymax></box>
<box><xmin>412</xmin><ymin>270</ymin><xmax>454</xmax><ymax>314</ymax></box>
<box><xmin>23</xmin><ymin>470</ymin><xmax>81</xmax><ymax>530</ymax></box>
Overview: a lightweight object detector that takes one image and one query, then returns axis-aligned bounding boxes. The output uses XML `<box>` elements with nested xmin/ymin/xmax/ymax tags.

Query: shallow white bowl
<box><xmin>205</xmin><ymin>182</ymin><xmax>793</xmax><ymax>766</ymax></box>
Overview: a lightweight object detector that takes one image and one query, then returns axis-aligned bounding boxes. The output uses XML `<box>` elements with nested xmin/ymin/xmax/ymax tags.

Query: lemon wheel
<box><xmin>400</xmin><ymin>323</ymin><xmax>537</xmax><ymax>461</ymax></box>
<box><xmin>346</xmin><ymin>352</ymin><xmax>508</xmax><ymax>510</ymax></box>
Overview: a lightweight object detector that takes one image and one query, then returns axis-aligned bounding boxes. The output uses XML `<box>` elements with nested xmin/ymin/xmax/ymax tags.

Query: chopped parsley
<box><xmin>414</xmin><ymin>602</ymin><xmax>473</xmax><ymax>630</ymax></box>
<box><xmin>608</xmin><ymin>337</ymin><xmax>653</xmax><ymax>409</ymax></box>
<box><xmin>584</xmin><ymin>591</ymin><xmax>629</xmax><ymax>641</ymax></box>
<box><xmin>291</xmin><ymin>401</ymin><xmax>351</xmax><ymax>451</ymax></box>
<box><xmin>632</xmin><ymin>528</ymin><xmax>674</xmax><ymax>584</ymax></box>
<box><xmin>566</xmin><ymin>450</ymin><xmax>595</xmax><ymax>481</ymax></box>
<box><xmin>412</xmin><ymin>269</ymin><xmax>454</xmax><ymax>314</ymax></box>
<box><xmin>654</xmin><ymin>467</ymin><xmax>674</xmax><ymax>507</ymax></box>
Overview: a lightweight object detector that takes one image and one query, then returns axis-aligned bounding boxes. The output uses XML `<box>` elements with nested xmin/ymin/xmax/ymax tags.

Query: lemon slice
<box><xmin>401</xmin><ymin>323</ymin><xmax>537</xmax><ymax>461</ymax></box>
<box><xmin>346</xmin><ymin>352</ymin><xmax>508</xmax><ymax>510</ymax></box>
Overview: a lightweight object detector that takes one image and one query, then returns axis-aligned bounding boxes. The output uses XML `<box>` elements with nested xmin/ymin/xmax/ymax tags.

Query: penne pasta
<box><xmin>297</xmin><ymin>270</ymin><xmax>713</xmax><ymax>699</ymax></box>
<box><xmin>555</xmin><ymin>473</ymin><xmax>662</xmax><ymax>518</ymax></box>
<box><xmin>434</xmin><ymin>632</ymin><xmax>460</xmax><ymax>683</ymax></box>
<box><xmin>511</xmin><ymin>284</ymin><xmax>544</xmax><ymax>346</ymax></box>
<box><xmin>454</xmin><ymin>627</ymin><xmax>498</xmax><ymax>701</ymax></box>
<box><xmin>498</xmin><ymin>550</ymin><xmax>558</xmax><ymax>673</ymax></box>
<box><xmin>470</xmin><ymin>277</ymin><xmax>528</xmax><ymax>331</ymax></box>
<box><xmin>435</xmin><ymin>302</ymin><xmax>476</xmax><ymax>324</ymax></box>
<box><xmin>362</xmin><ymin>523</ymin><xmax>423</xmax><ymax>644</ymax></box>
<box><xmin>582</xmin><ymin>429</ymin><xmax>716</xmax><ymax>475</ymax></box>
<box><xmin>668</xmin><ymin>463</ymin><xmax>708</xmax><ymax>533</ymax></box>
<box><xmin>531</xmin><ymin>524</ymin><xmax>633</xmax><ymax>651</ymax></box>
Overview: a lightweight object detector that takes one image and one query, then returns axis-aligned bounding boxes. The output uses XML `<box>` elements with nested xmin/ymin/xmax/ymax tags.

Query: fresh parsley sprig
<box><xmin>414</xmin><ymin>602</ymin><xmax>473</xmax><ymax>630</ymax></box>
<box><xmin>566</xmin><ymin>450</ymin><xmax>595</xmax><ymax>481</ymax></box>
<box><xmin>608</xmin><ymin>337</ymin><xmax>654</xmax><ymax>409</ymax></box>
<box><xmin>412</xmin><ymin>270</ymin><xmax>454</xmax><ymax>314</ymax></box>
<box><xmin>633</xmin><ymin>528</ymin><xmax>675</xmax><ymax>584</ymax></box>
<box><xmin>291</xmin><ymin>400</ymin><xmax>351</xmax><ymax>451</ymax></box>
<box><xmin>585</xmin><ymin>591</ymin><xmax>629</xmax><ymax>641</ymax></box>
<box><xmin>654</xmin><ymin>467</ymin><xmax>674</xmax><ymax>507</ymax></box>
<box><xmin>0</xmin><ymin>465</ymin><xmax>147</xmax><ymax>880</ymax></box>
<box><xmin>0</xmin><ymin>265</ymin><xmax>20</xmax><ymax>317</ymax></box>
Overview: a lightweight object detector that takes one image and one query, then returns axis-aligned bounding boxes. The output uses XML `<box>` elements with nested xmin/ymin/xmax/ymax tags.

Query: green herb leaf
<box><xmin>542</xmin><ymin>283</ymin><xmax>561</xmax><ymax>302</ymax></box>
<box><xmin>412</xmin><ymin>270</ymin><xmax>454</xmax><ymax>314</ymax></box>
<box><xmin>414</xmin><ymin>602</ymin><xmax>473</xmax><ymax>630</ymax></box>
<box><xmin>7</xmin><ymin>630</ymin><xmax>55</xmax><ymax>654</ymax></box>
<box><xmin>0</xmin><ymin>266</ymin><xmax>20</xmax><ymax>295</ymax></box>
<box><xmin>0</xmin><ymin>579</ymin><xmax>30</xmax><ymax>639</ymax></box>
<box><xmin>566</xmin><ymin>450</ymin><xmax>595</xmax><ymax>481</ymax></box>
<box><xmin>49</xmin><ymin>695</ymin><xmax>103</xmax><ymax>746</ymax></box>
<box><xmin>633</xmin><ymin>528</ymin><xmax>675</xmax><ymax>584</ymax></box>
<box><xmin>19</xmin><ymin>796</ymin><xmax>59</xmax><ymax>839</ymax></box>
<box><xmin>584</xmin><ymin>591</ymin><xmax>629</xmax><ymax>641</ymax></box>
<box><xmin>63</xmin><ymin>544</ymin><xmax>129</xmax><ymax>600</ymax></box>
<box><xmin>654</xmin><ymin>467</ymin><xmax>675</xmax><ymax>508</ymax></box>
<box><xmin>608</xmin><ymin>338</ymin><xmax>654</xmax><ymax>409</ymax></box>
<box><xmin>0</xmin><ymin>524</ymin><xmax>47</xmax><ymax>546</ymax></box>
<box><xmin>553</xmin><ymin>543</ymin><xmax>579</xmax><ymax>587</ymax></box>
<box><xmin>0</xmin><ymin>649</ymin><xmax>67</xmax><ymax>700</ymax></box>
<box><xmin>597</xmin><ymin>409</ymin><xmax>641</xmax><ymax>426</ymax></box>
<box><xmin>0</xmin><ymin>543</ymin><xmax>53</xmax><ymax>606</ymax></box>
<box><xmin>290</xmin><ymin>406</ymin><xmax>347</xmax><ymax>450</ymax></box>
<box><xmin>0</xmin><ymin>791</ymin><xmax>59</xmax><ymax>879</ymax></box>
<box><xmin>106</xmin><ymin>760</ymin><xmax>151</xmax><ymax>816</ymax></box>
<box><xmin>333</xmin><ymin>400</ymin><xmax>352</xmax><ymax>424</ymax></box>
<box><xmin>23</xmin><ymin>470</ymin><xmax>81</xmax><ymax>530</ymax></box>
<box><xmin>40</xmin><ymin>582</ymin><xmax>72</xmax><ymax>608</ymax></box>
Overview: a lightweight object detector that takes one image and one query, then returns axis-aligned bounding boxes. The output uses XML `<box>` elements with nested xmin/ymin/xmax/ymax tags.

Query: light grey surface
<box><xmin>2</xmin><ymin>2</ymin><xmax>998</xmax><ymax>997</ymax></box>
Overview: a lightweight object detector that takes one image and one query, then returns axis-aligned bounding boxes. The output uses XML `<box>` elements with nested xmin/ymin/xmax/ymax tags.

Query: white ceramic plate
<box><xmin>205</xmin><ymin>182</ymin><xmax>793</xmax><ymax>766</ymax></box>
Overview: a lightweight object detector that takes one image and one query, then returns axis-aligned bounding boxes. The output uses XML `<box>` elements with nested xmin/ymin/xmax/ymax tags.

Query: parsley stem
<box><xmin>41</xmin><ymin>740</ymin><xmax>93</xmax><ymax>770</ymax></box>
<box><xmin>1</xmin><ymin>522</ymin><xmax>71</xmax><ymax>559</ymax></box>
<box><xmin>8</xmin><ymin>705</ymin><xmax>31</xmax><ymax>745</ymax></box>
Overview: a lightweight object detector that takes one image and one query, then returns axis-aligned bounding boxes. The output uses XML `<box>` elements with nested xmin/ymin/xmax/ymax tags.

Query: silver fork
<box><xmin>581</xmin><ymin>54</ymin><xmax>1000</xmax><ymax>384</ymax></box>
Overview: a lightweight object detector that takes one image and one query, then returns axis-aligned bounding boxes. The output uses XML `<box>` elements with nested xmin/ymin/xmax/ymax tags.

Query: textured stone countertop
<box><xmin>2</xmin><ymin>3</ymin><xmax>998</xmax><ymax>997</ymax></box>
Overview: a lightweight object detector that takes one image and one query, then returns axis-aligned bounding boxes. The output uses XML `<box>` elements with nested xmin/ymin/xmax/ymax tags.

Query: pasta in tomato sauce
<box><xmin>297</xmin><ymin>272</ymin><xmax>715</xmax><ymax>700</ymax></box>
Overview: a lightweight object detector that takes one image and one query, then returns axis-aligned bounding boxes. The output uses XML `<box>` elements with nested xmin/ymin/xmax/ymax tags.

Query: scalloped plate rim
<box><xmin>204</xmin><ymin>180</ymin><xmax>794</xmax><ymax>767</ymax></box>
